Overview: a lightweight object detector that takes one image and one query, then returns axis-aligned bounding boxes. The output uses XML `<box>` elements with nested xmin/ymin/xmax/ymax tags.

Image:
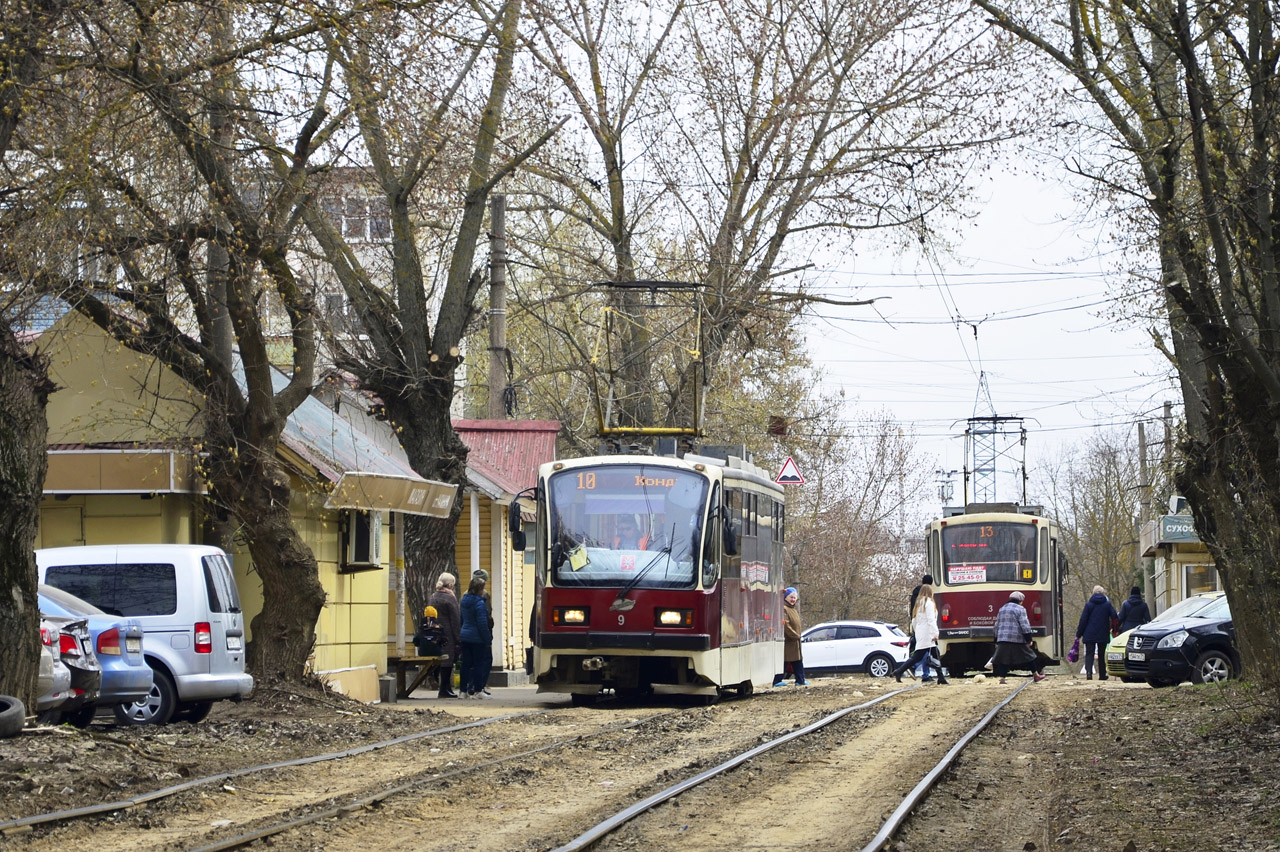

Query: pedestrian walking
<box><xmin>1117</xmin><ymin>586</ymin><xmax>1151</xmax><ymax>632</ymax></box>
<box><xmin>991</xmin><ymin>591</ymin><xmax>1047</xmax><ymax>684</ymax></box>
<box><xmin>1076</xmin><ymin>585</ymin><xmax>1119</xmax><ymax>680</ymax></box>
<box><xmin>429</xmin><ymin>572</ymin><xmax>461</xmax><ymax>699</ymax></box>
<box><xmin>772</xmin><ymin>587</ymin><xmax>807</xmax><ymax>686</ymax></box>
<box><xmin>459</xmin><ymin>574</ymin><xmax>493</xmax><ymax>697</ymax></box>
<box><xmin>907</xmin><ymin>573</ymin><xmax>937</xmax><ymax>680</ymax></box>
<box><xmin>893</xmin><ymin>584</ymin><xmax>948</xmax><ymax>684</ymax></box>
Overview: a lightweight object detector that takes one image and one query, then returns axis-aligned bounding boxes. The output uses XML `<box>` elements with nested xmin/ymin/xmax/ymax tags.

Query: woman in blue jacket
<box><xmin>1076</xmin><ymin>586</ymin><xmax>1119</xmax><ymax>680</ymax></box>
<box><xmin>459</xmin><ymin>575</ymin><xmax>493</xmax><ymax>698</ymax></box>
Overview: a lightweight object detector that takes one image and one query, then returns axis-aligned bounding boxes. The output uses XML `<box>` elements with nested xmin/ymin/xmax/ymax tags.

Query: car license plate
<box><xmin>1107</xmin><ymin>652</ymin><xmax>1123</xmax><ymax>662</ymax></box>
<box><xmin>227</xmin><ymin>636</ymin><xmax>243</xmax><ymax>651</ymax></box>
<box><xmin>1129</xmin><ymin>651</ymin><xmax>1145</xmax><ymax>661</ymax></box>
<box><xmin>126</xmin><ymin>637</ymin><xmax>142</xmax><ymax>653</ymax></box>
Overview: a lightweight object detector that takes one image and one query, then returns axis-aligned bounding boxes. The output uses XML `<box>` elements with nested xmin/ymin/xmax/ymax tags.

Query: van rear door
<box><xmin>201</xmin><ymin>553</ymin><xmax>247</xmax><ymax>675</ymax></box>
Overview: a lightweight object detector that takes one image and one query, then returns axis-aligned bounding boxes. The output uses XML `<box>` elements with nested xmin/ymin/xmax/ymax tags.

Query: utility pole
<box><xmin>488</xmin><ymin>195</ymin><xmax>508</xmax><ymax>419</ymax></box>
<box><xmin>1138</xmin><ymin>420</ymin><xmax>1153</xmax><ymax>612</ymax></box>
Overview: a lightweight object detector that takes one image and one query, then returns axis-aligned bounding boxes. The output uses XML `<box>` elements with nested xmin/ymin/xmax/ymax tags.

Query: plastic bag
<box><xmin>1067</xmin><ymin>636</ymin><xmax>1080</xmax><ymax>663</ymax></box>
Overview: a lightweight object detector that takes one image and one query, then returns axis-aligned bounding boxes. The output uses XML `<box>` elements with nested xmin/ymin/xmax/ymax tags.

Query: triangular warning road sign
<box><xmin>775</xmin><ymin>456</ymin><xmax>805</xmax><ymax>485</ymax></box>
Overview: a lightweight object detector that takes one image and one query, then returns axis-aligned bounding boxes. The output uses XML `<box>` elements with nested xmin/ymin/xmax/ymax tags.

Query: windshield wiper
<box><xmin>611</xmin><ymin>525</ymin><xmax>678</xmax><ymax>611</ymax></box>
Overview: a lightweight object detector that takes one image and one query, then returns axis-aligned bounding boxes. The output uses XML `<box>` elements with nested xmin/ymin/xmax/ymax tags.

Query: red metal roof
<box><xmin>453</xmin><ymin>420</ymin><xmax>559</xmax><ymax>497</ymax></box>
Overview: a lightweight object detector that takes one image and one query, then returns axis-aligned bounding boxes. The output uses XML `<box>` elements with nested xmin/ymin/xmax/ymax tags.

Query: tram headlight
<box><xmin>1156</xmin><ymin>629</ymin><xmax>1189</xmax><ymax>649</ymax></box>
<box><xmin>553</xmin><ymin>607</ymin><xmax>589</xmax><ymax>625</ymax></box>
<box><xmin>655</xmin><ymin>608</ymin><xmax>693</xmax><ymax>628</ymax></box>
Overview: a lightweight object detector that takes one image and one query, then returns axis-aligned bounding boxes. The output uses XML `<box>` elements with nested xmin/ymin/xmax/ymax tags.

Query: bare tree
<box><xmin>18</xmin><ymin>2</ymin><xmax>357</xmax><ymax>681</ymax></box>
<box><xmin>0</xmin><ymin>0</ymin><xmax>68</xmax><ymax>708</ymax></box>
<box><xmin>295</xmin><ymin>0</ymin><xmax>563</xmax><ymax>615</ymax></box>
<box><xmin>520</xmin><ymin>0</ymin><xmax>1024</xmax><ymax>433</ymax></box>
<box><xmin>783</xmin><ymin>409</ymin><xmax>933</xmax><ymax>624</ymax></box>
<box><xmin>1037</xmin><ymin>430</ymin><xmax>1143</xmax><ymax>624</ymax></box>
<box><xmin>976</xmin><ymin>0</ymin><xmax>1280</xmax><ymax>697</ymax></box>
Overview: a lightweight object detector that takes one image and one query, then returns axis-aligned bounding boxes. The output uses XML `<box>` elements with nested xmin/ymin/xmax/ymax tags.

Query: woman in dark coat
<box><xmin>459</xmin><ymin>575</ymin><xmax>493</xmax><ymax>698</ymax></box>
<box><xmin>1117</xmin><ymin>586</ymin><xmax>1151</xmax><ymax>632</ymax></box>
<box><xmin>428</xmin><ymin>572</ymin><xmax>461</xmax><ymax>698</ymax></box>
<box><xmin>1075</xmin><ymin>585</ymin><xmax>1119</xmax><ymax>680</ymax></box>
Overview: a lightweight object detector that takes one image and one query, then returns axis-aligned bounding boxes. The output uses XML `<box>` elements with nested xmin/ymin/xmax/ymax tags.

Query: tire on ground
<box><xmin>0</xmin><ymin>695</ymin><xmax>24</xmax><ymax>739</ymax></box>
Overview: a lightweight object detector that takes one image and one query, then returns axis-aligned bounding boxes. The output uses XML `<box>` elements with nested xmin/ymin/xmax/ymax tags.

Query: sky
<box><xmin>801</xmin><ymin>168</ymin><xmax>1177</xmax><ymax>512</ymax></box>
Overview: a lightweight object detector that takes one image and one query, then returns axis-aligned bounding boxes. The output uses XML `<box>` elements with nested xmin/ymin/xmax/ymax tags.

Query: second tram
<box><xmin>513</xmin><ymin>448</ymin><xmax>785</xmax><ymax>702</ymax></box>
<box><xmin>924</xmin><ymin>503</ymin><xmax>1069</xmax><ymax>675</ymax></box>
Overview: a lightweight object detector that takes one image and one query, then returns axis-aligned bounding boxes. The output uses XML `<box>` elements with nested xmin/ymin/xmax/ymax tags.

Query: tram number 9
<box><xmin>577</xmin><ymin>473</ymin><xmax>596</xmax><ymax>490</ymax></box>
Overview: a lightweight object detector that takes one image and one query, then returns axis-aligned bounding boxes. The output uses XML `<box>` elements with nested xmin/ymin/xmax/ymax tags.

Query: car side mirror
<box><xmin>511</xmin><ymin>529</ymin><xmax>526</xmax><ymax>552</ymax></box>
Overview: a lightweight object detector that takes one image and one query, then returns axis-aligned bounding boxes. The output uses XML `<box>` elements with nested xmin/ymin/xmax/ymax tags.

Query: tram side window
<box><xmin>1039</xmin><ymin>527</ymin><xmax>1050</xmax><ymax>583</ymax></box>
<box><xmin>722</xmin><ymin>488</ymin><xmax>742</xmax><ymax>580</ymax></box>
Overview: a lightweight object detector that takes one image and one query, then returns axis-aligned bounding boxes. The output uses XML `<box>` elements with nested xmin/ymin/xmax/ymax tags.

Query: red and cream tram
<box><xmin>512</xmin><ymin>449</ymin><xmax>785</xmax><ymax>703</ymax></box>
<box><xmin>924</xmin><ymin>503</ymin><xmax>1069</xmax><ymax>675</ymax></box>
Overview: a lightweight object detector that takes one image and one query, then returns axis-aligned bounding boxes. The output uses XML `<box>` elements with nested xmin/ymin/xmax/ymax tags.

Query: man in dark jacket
<box><xmin>1117</xmin><ymin>586</ymin><xmax>1151</xmax><ymax>632</ymax></box>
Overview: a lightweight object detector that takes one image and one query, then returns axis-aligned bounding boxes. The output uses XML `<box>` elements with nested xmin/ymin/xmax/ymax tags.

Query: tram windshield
<box><xmin>547</xmin><ymin>464</ymin><xmax>706</xmax><ymax>588</ymax></box>
<box><xmin>940</xmin><ymin>521</ymin><xmax>1038</xmax><ymax>584</ymax></box>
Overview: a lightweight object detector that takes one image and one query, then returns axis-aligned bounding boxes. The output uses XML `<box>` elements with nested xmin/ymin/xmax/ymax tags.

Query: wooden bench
<box><xmin>386</xmin><ymin>655</ymin><xmax>448</xmax><ymax>700</ymax></box>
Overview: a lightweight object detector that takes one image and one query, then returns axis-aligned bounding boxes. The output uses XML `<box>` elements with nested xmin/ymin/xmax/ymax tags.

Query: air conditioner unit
<box><xmin>340</xmin><ymin>510</ymin><xmax>382</xmax><ymax>573</ymax></box>
<box><xmin>1168</xmin><ymin>495</ymin><xmax>1189</xmax><ymax>514</ymax></box>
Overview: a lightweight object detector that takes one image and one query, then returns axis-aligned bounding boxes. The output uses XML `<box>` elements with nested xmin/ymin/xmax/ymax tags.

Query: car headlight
<box><xmin>1156</xmin><ymin>629</ymin><xmax>1189</xmax><ymax>649</ymax></box>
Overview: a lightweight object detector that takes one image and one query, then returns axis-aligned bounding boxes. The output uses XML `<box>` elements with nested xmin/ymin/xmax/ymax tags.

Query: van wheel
<box><xmin>864</xmin><ymin>654</ymin><xmax>894</xmax><ymax>678</ymax></box>
<box><xmin>175</xmin><ymin>701</ymin><xmax>214</xmax><ymax>724</ymax></box>
<box><xmin>0</xmin><ymin>695</ymin><xmax>24</xmax><ymax>738</ymax></box>
<box><xmin>114</xmin><ymin>670</ymin><xmax>177</xmax><ymax>726</ymax></box>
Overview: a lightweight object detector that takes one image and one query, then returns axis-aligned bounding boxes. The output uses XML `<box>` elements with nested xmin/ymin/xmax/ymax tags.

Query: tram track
<box><xmin>1</xmin><ymin>679</ymin><xmax>1034</xmax><ymax>852</ymax></box>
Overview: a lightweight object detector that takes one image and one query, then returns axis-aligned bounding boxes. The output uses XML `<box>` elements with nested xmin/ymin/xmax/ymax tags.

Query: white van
<box><xmin>37</xmin><ymin>545</ymin><xmax>253</xmax><ymax>725</ymax></box>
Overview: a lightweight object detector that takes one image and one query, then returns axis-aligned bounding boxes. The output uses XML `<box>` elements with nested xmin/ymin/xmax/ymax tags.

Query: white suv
<box><xmin>37</xmin><ymin>545</ymin><xmax>253</xmax><ymax>725</ymax></box>
<box><xmin>801</xmin><ymin>620</ymin><xmax>911</xmax><ymax>678</ymax></box>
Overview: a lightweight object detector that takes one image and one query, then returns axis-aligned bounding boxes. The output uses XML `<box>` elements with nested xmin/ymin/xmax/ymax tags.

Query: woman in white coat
<box><xmin>892</xmin><ymin>584</ymin><xmax>948</xmax><ymax>684</ymax></box>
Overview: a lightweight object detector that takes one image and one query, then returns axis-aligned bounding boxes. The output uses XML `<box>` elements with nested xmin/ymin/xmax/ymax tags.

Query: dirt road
<box><xmin>1</xmin><ymin>673</ymin><xmax>1276</xmax><ymax>852</ymax></box>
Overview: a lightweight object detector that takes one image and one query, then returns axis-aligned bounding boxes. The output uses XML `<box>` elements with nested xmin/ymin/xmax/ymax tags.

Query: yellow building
<box><xmin>35</xmin><ymin>312</ymin><xmax>555</xmax><ymax>697</ymax></box>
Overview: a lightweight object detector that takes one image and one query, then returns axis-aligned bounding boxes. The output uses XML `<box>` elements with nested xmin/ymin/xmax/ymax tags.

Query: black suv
<box><xmin>1124</xmin><ymin>594</ymin><xmax>1239</xmax><ymax>687</ymax></box>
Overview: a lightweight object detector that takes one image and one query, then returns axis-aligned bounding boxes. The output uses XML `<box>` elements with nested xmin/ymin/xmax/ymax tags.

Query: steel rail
<box><xmin>0</xmin><ymin>711</ymin><xmax>543</xmax><ymax>836</ymax></box>
<box><xmin>546</xmin><ymin>686</ymin><xmax>913</xmax><ymax>852</ymax></box>
<box><xmin>859</xmin><ymin>679</ymin><xmax>1031</xmax><ymax>852</ymax></box>
<box><xmin>545</xmin><ymin>680</ymin><xmax>1030</xmax><ymax>852</ymax></box>
<box><xmin>187</xmin><ymin>711</ymin><xmax>686</xmax><ymax>852</ymax></box>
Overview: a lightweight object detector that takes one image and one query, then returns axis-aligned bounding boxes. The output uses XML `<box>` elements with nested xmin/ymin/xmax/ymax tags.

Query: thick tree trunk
<box><xmin>204</xmin><ymin>413</ymin><xmax>324</xmax><ymax>682</ymax></box>
<box><xmin>386</xmin><ymin>369</ymin><xmax>469</xmax><ymax>621</ymax></box>
<box><xmin>1177</xmin><ymin>422</ymin><xmax>1280</xmax><ymax>693</ymax></box>
<box><xmin>0</xmin><ymin>322</ymin><xmax>53</xmax><ymax>708</ymax></box>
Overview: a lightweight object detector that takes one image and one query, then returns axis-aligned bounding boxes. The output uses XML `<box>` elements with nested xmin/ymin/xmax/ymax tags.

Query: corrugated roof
<box><xmin>281</xmin><ymin>391</ymin><xmax>420</xmax><ymax>482</ymax></box>
<box><xmin>454</xmin><ymin>420</ymin><xmax>559</xmax><ymax>497</ymax></box>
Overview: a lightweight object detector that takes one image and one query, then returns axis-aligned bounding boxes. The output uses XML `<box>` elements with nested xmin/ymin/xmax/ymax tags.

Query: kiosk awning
<box><xmin>324</xmin><ymin>472</ymin><xmax>457</xmax><ymax>518</ymax></box>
